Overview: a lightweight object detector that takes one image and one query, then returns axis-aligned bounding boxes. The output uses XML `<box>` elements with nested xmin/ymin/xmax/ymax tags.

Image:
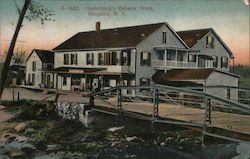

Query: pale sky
<box><xmin>0</xmin><ymin>0</ymin><xmax>249</xmax><ymax>65</ymax></box>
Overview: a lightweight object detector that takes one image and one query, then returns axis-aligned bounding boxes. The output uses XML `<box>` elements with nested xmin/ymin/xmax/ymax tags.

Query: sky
<box><xmin>0</xmin><ymin>0</ymin><xmax>249</xmax><ymax>65</ymax></box>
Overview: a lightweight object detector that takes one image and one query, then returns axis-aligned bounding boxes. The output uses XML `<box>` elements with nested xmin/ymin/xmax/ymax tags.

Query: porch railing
<box><xmin>153</xmin><ymin>60</ymin><xmax>197</xmax><ymax>68</ymax></box>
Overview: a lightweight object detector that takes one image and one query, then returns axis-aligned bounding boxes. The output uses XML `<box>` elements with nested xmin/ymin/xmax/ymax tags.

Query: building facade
<box><xmin>25</xmin><ymin>22</ymin><xmax>238</xmax><ymax>100</ymax></box>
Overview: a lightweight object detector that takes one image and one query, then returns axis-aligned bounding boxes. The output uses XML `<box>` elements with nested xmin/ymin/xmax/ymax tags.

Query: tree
<box><xmin>4</xmin><ymin>48</ymin><xmax>26</xmax><ymax>66</ymax></box>
<box><xmin>0</xmin><ymin>0</ymin><xmax>54</xmax><ymax>99</ymax></box>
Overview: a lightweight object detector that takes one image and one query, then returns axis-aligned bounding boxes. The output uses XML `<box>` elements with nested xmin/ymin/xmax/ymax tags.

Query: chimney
<box><xmin>96</xmin><ymin>21</ymin><xmax>101</xmax><ymax>31</ymax></box>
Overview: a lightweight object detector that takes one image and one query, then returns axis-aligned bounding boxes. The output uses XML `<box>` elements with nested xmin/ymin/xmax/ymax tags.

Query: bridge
<box><xmin>89</xmin><ymin>84</ymin><xmax>250</xmax><ymax>146</ymax></box>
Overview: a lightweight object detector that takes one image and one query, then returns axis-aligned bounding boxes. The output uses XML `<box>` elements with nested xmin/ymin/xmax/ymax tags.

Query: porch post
<box><xmin>175</xmin><ymin>49</ymin><xmax>178</xmax><ymax>67</ymax></box>
<box><xmin>196</xmin><ymin>52</ymin><xmax>198</xmax><ymax>67</ymax></box>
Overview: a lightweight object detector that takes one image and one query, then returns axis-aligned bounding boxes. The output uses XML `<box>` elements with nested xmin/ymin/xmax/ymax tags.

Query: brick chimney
<box><xmin>96</xmin><ymin>21</ymin><xmax>101</xmax><ymax>31</ymax></box>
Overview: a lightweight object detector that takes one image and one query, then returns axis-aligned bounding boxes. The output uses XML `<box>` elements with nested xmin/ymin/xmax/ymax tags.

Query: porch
<box><xmin>153</xmin><ymin>46</ymin><xmax>214</xmax><ymax>69</ymax></box>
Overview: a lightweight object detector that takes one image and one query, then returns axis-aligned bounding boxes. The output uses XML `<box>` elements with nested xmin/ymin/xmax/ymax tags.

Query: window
<box><xmin>64</xmin><ymin>54</ymin><xmax>69</xmax><ymax>65</ymax></box>
<box><xmin>140</xmin><ymin>78</ymin><xmax>150</xmax><ymax>91</ymax></box>
<box><xmin>111</xmin><ymin>52</ymin><xmax>118</xmax><ymax>65</ymax></box>
<box><xmin>70</xmin><ymin>54</ymin><xmax>74</xmax><ymax>65</ymax></box>
<box><xmin>212</xmin><ymin>56</ymin><xmax>218</xmax><ymax>67</ymax></box>
<box><xmin>70</xmin><ymin>54</ymin><xmax>78</xmax><ymax>65</ymax></box>
<box><xmin>166</xmin><ymin>51</ymin><xmax>176</xmax><ymax>60</ymax></box>
<box><xmin>104</xmin><ymin>52</ymin><xmax>111</xmax><ymax>65</ymax></box>
<box><xmin>177</xmin><ymin>52</ymin><xmax>184</xmax><ymax>61</ymax></box>
<box><xmin>32</xmin><ymin>61</ymin><xmax>36</xmax><ymax>71</ymax></box>
<box><xmin>221</xmin><ymin>56</ymin><xmax>228</xmax><ymax>68</ymax></box>
<box><xmin>140</xmin><ymin>52</ymin><xmax>151</xmax><ymax>66</ymax></box>
<box><xmin>63</xmin><ymin>77</ymin><xmax>67</xmax><ymax>86</ymax></box>
<box><xmin>87</xmin><ymin>53</ymin><xmax>94</xmax><ymax>65</ymax></box>
<box><xmin>206</xmin><ymin>36</ymin><xmax>214</xmax><ymax>48</ymax></box>
<box><xmin>162</xmin><ymin>32</ymin><xmax>167</xmax><ymax>43</ymax></box>
<box><xmin>121</xmin><ymin>50</ymin><xmax>131</xmax><ymax>66</ymax></box>
<box><xmin>188</xmin><ymin>54</ymin><xmax>196</xmax><ymax>62</ymax></box>
<box><xmin>98</xmin><ymin>53</ymin><xmax>104</xmax><ymax>65</ymax></box>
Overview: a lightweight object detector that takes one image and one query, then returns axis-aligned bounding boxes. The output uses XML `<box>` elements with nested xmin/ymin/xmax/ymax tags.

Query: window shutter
<box><xmin>75</xmin><ymin>54</ymin><xmax>78</xmax><ymax>65</ymax></box>
<box><xmin>140</xmin><ymin>52</ymin><xmax>143</xmax><ymax>66</ymax></box>
<box><xmin>86</xmin><ymin>53</ymin><xmax>89</xmax><ymax>64</ymax></box>
<box><xmin>127</xmin><ymin>51</ymin><xmax>131</xmax><ymax>66</ymax></box>
<box><xmin>148</xmin><ymin>52</ymin><xmax>151</xmax><ymax>66</ymax></box>
<box><xmin>92</xmin><ymin>54</ymin><xmax>94</xmax><ymax>65</ymax></box>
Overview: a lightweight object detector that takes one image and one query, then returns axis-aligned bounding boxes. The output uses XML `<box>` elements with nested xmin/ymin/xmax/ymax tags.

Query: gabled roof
<box><xmin>177</xmin><ymin>28</ymin><xmax>211</xmax><ymax>48</ymax></box>
<box><xmin>177</xmin><ymin>28</ymin><xmax>233</xmax><ymax>57</ymax></box>
<box><xmin>152</xmin><ymin>68</ymin><xmax>215</xmax><ymax>81</ymax></box>
<box><xmin>26</xmin><ymin>49</ymin><xmax>54</xmax><ymax>63</ymax></box>
<box><xmin>53</xmin><ymin>22</ymin><xmax>189</xmax><ymax>51</ymax></box>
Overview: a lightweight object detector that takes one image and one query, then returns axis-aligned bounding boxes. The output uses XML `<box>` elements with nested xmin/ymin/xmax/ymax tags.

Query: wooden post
<box><xmin>12</xmin><ymin>89</ymin><xmax>15</xmax><ymax>102</ymax></box>
<box><xmin>116</xmin><ymin>88</ymin><xmax>122</xmax><ymax>111</ymax></box>
<box><xmin>152</xmin><ymin>88</ymin><xmax>159</xmax><ymax>128</ymax></box>
<box><xmin>202</xmin><ymin>96</ymin><xmax>212</xmax><ymax>147</ymax></box>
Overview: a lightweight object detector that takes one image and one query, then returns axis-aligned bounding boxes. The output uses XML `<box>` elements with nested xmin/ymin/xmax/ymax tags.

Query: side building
<box><xmin>26</xmin><ymin>49</ymin><xmax>54</xmax><ymax>88</ymax></box>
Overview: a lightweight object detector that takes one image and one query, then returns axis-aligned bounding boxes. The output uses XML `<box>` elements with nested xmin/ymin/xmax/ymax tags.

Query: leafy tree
<box><xmin>4</xmin><ymin>48</ymin><xmax>26</xmax><ymax>66</ymax></box>
<box><xmin>0</xmin><ymin>0</ymin><xmax>54</xmax><ymax>99</ymax></box>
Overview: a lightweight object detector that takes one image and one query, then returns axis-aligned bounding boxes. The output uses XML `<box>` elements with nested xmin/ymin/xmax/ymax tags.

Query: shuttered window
<box><xmin>87</xmin><ymin>53</ymin><xmax>94</xmax><ymax>65</ymax></box>
<box><xmin>212</xmin><ymin>56</ymin><xmax>218</xmax><ymax>67</ymax></box>
<box><xmin>63</xmin><ymin>54</ymin><xmax>69</xmax><ymax>65</ymax></box>
<box><xmin>140</xmin><ymin>52</ymin><xmax>151</xmax><ymax>66</ymax></box>
<box><xmin>221</xmin><ymin>56</ymin><xmax>228</xmax><ymax>68</ymax></box>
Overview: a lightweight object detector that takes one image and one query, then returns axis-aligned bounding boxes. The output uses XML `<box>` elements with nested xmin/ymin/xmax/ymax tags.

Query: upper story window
<box><xmin>87</xmin><ymin>53</ymin><xmax>94</xmax><ymax>65</ymax></box>
<box><xmin>212</xmin><ymin>55</ymin><xmax>218</xmax><ymax>67</ymax></box>
<box><xmin>111</xmin><ymin>52</ymin><xmax>119</xmax><ymax>65</ymax></box>
<box><xmin>70</xmin><ymin>54</ymin><xmax>78</xmax><ymax>65</ymax></box>
<box><xmin>32</xmin><ymin>61</ymin><xmax>36</xmax><ymax>71</ymax></box>
<box><xmin>188</xmin><ymin>54</ymin><xmax>196</xmax><ymax>62</ymax></box>
<box><xmin>98</xmin><ymin>53</ymin><xmax>104</xmax><ymax>65</ymax></box>
<box><xmin>206</xmin><ymin>36</ymin><xmax>215</xmax><ymax>48</ymax></box>
<box><xmin>121</xmin><ymin>50</ymin><xmax>131</xmax><ymax>66</ymax></box>
<box><xmin>104</xmin><ymin>52</ymin><xmax>111</xmax><ymax>65</ymax></box>
<box><xmin>177</xmin><ymin>52</ymin><xmax>184</xmax><ymax>61</ymax></box>
<box><xmin>63</xmin><ymin>54</ymin><xmax>69</xmax><ymax>65</ymax></box>
<box><xmin>221</xmin><ymin>56</ymin><xmax>228</xmax><ymax>68</ymax></box>
<box><xmin>162</xmin><ymin>32</ymin><xmax>167</xmax><ymax>44</ymax></box>
<box><xmin>140</xmin><ymin>52</ymin><xmax>151</xmax><ymax>66</ymax></box>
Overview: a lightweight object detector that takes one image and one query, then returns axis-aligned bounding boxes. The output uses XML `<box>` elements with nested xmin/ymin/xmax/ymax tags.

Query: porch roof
<box><xmin>152</xmin><ymin>68</ymin><xmax>215</xmax><ymax>82</ymax></box>
<box><xmin>45</xmin><ymin>67</ymin><xmax>134</xmax><ymax>76</ymax></box>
